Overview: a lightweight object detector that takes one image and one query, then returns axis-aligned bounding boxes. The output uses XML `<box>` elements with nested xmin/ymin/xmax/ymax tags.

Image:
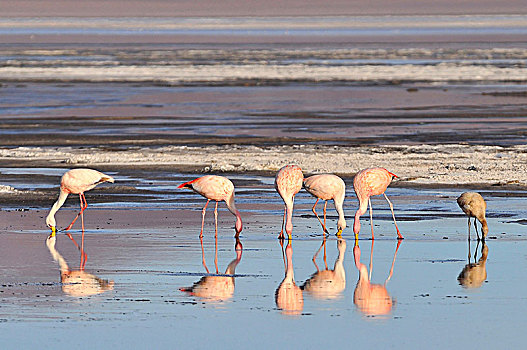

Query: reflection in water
<box><xmin>275</xmin><ymin>238</ymin><xmax>304</xmax><ymax>315</ymax></box>
<box><xmin>458</xmin><ymin>240</ymin><xmax>489</xmax><ymax>288</ymax></box>
<box><xmin>45</xmin><ymin>235</ymin><xmax>114</xmax><ymax>297</ymax></box>
<box><xmin>302</xmin><ymin>237</ymin><xmax>346</xmax><ymax>300</ymax></box>
<box><xmin>180</xmin><ymin>238</ymin><xmax>243</xmax><ymax>302</ymax></box>
<box><xmin>353</xmin><ymin>239</ymin><xmax>401</xmax><ymax>317</ymax></box>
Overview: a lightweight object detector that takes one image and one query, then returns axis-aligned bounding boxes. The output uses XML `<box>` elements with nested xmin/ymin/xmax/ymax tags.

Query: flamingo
<box><xmin>46</xmin><ymin>168</ymin><xmax>114</xmax><ymax>268</ymax></box>
<box><xmin>178</xmin><ymin>175</ymin><xmax>242</xmax><ymax>237</ymax></box>
<box><xmin>275</xmin><ymin>164</ymin><xmax>303</xmax><ymax>239</ymax></box>
<box><xmin>353</xmin><ymin>167</ymin><xmax>402</xmax><ymax>240</ymax></box>
<box><xmin>457</xmin><ymin>192</ymin><xmax>488</xmax><ymax>240</ymax></box>
<box><xmin>303</xmin><ymin>174</ymin><xmax>346</xmax><ymax>236</ymax></box>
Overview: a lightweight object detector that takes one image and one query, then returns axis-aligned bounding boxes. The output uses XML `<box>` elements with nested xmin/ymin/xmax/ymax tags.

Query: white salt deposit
<box><xmin>1</xmin><ymin>144</ymin><xmax>526</xmax><ymax>186</ymax></box>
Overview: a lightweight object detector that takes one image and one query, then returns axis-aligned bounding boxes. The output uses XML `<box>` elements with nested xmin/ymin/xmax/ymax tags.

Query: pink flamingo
<box><xmin>353</xmin><ymin>167</ymin><xmax>402</xmax><ymax>240</ymax></box>
<box><xmin>178</xmin><ymin>175</ymin><xmax>243</xmax><ymax>237</ymax></box>
<box><xmin>46</xmin><ymin>168</ymin><xmax>115</xmax><ymax>269</ymax></box>
<box><xmin>303</xmin><ymin>174</ymin><xmax>347</xmax><ymax>236</ymax></box>
<box><xmin>275</xmin><ymin>165</ymin><xmax>304</xmax><ymax>239</ymax></box>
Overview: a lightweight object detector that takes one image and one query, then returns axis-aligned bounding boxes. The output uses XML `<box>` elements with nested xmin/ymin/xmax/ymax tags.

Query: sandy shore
<box><xmin>1</xmin><ymin>143</ymin><xmax>526</xmax><ymax>188</ymax></box>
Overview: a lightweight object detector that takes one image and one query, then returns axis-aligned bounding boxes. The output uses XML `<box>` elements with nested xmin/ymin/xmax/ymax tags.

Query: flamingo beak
<box><xmin>336</xmin><ymin>228</ymin><xmax>343</xmax><ymax>237</ymax></box>
<box><xmin>49</xmin><ymin>226</ymin><xmax>56</xmax><ymax>238</ymax></box>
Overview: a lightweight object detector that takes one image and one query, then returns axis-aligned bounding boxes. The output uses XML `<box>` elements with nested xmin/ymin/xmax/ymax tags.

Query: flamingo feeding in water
<box><xmin>457</xmin><ymin>192</ymin><xmax>488</xmax><ymax>240</ymax></box>
<box><xmin>353</xmin><ymin>167</ymin><xmax>402</xmax><ymax>240</ymax></box>
<box><xmin>178</xmin><ymin>175</ymin><xmax>243</xmax><ymax>237</ymax></box>
<box><xmin>303</xmin><ymin>173</ymin><xmax>346</xmax><ymax>236</ymax></box>
<box><xmin>274</xmin><ymin>165</ymin><xmax>303</xmax><ymax>239</ymax></box>
<box><xmin>46</xmin><ymin>168</ymin><xmax>114</xmax><ymax>267</ymax></box>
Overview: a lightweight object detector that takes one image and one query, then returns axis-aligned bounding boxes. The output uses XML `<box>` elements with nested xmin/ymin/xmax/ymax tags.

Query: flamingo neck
<box><xmin>334</xmin><ymin>243</ymin><xmax>346</xmax><ymax>281</ymax></box>
<box><xmin>353</xmin><ymin>196</ymin><xmax>368</xmax><ymax>234</ymax></box>
<box><xmin>46</xmin><ymin>189</ymin><xmax>69</xmax><ymax>227</ymax></box>
<box><xmin>226</xmin><ymin>194</ymin><xmax>243</xmax><ymax>233</ymax></box>
<box><xmin>285</xmin><ymin>197</ymin><xmax>294</xmax><ymax>235</ymax></box>
<box><xmin>334</xmin><ymin>197</ymin><xmax>347</xmax><ymax>231</ymax></box>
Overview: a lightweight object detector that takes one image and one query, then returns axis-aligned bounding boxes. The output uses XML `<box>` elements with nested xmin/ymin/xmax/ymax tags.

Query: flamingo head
<box><xmin>46</xmin><ymin>215</ymin><xmax>56</xmax><ymax>237</ymax></box>
<box><xmin>235</xmin><ymin>214</ymin><xmax>243</xmax><ymax>235</ymax></box>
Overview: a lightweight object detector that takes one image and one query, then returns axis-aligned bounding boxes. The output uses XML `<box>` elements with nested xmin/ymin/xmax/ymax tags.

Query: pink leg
<box><xmin>312</xmin><ymin>199</ymin><xmax>329</xmax><ymax>235</ymax></box>
<box><xmin>80</xmin><ymin>193</ymin><xmax>88</xmax><ymax>270</ymax></box>
<box><xmin>200</xmin><ymin>199</ymin><xmax>210</xmax><ymax>238</ymax></box>
<box><xmin>214</xmin><ymin>201</ymin><xmax>218</xmax><ymax>238</ymax></box>
<box><xmin>279</xmin><ymin>206</ymin><xmax>286</xmax><ymax>239</ymax></box>
<box><xmin>214</xmin><ymin>231</ymin><xmax>219</xmax><ymax>274</ymax></box>
<box><xmin>383</xmin><ymin>193</ymin><xmax>403</xmax><ymax>240</ymax></box>
<box><xmin>369</xmin><ymin>197</ymin><xmax>374</xmax><ymax>240</ymax></box>
<box><xmin>64</xmin><ymin>193</ymin><xmax>87</xmax><ymax>231</ymax></box>
<box><xmin>323</xmin><ymin>201</ymin><xmax>328</xmax><ymax>234</ymax></box>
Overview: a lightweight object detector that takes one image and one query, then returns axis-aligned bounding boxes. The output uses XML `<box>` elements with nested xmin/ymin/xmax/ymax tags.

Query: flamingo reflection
<box><xmin>353</xmin><ymin>239</ymin><xmax>401</xmax><ymax>316</ymax></box>
<box><xmin>275</xmin><ymin>238</ymin><xmax>304</xmax><ymax>315</ymax></box>
<box><xmin>45</xmin><ymin>235</ymin><xmax>114</xmax><ymax>297</ymax></box>
<box><xmin>180</xmin><ymin>238</ymin><xmax>243</xmax><ymax>302</ymax></box>
<box><xmin>302</xmin><ymin>237</ymin><xmax>346</xmax><ymax>300</ymax></box>
<box><xmin>458</xmin><ymin>240</ymin><xmax>488</xmax><ymax>288</ymax></box>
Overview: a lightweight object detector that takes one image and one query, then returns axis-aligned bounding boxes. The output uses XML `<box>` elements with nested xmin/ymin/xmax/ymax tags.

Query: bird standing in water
<box><xmin>303</xmin><ymin>174</ymin><xmax>346</xmax><ymax>236</ymax></box>
<box><xmin>178</xmin><ymin>175</ymin><xmax>243</xmax><ymax>237</ymax></box>
<box><xmin>46</xmin><ymin>168</ymin><xmax>115</xmax><ymax>268</ymax></box>
<box><xmin>457</xmin><ymin>192</ymin><xmax>488</xmax><ymax>240</ymax></box>
<box><xmin>353</xmin><ymin>167</ymin><xmax>402</xmax><ymax>240</ymax></box>
<box><xmin>275</xmin><ymin>165</ymin><xmax>304</xmax><ymax>239</ymax></box>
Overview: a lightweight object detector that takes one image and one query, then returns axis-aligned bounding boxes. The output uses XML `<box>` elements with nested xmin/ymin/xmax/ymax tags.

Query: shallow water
<box><xmin>1</xmin><ymin>170</ymin><xmax>527</xmax><ymax>348</ymax></box>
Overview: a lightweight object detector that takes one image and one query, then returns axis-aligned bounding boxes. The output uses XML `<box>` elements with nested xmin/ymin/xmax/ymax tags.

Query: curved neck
<box><xmin>285</xmin><ymin>197</ymin><xmax>294</xmax><ymax>235</ymax></box>
<box><xmin>46</xmin><ymin>237</ymin><xmax>70</xmax><ymax>274</ymax></box>
<box><xmin>334</xmin><ymin>198</ymin><xmax>347</xmax><ymax>230</ymax></box>
<box><xmin>46</xmin><ymin>190</ymin><xmax>69</xmax><ymax>224</ymax></box>
<box><xmin>226</xmin><ymin>194</ymin><xmax>243</xmax><ymax>233</ymax></box>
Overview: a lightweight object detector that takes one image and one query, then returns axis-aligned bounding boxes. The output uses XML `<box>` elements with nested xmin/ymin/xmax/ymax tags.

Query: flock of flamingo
<box><xmin>41</xmin><ymin>165</ymin><xmax>490</xmax><ymax>312</ymax></box>
<box><xmin>45</xmin><ymin>164</ymin><xmax>489</xmax><ymax>247</ymax></box>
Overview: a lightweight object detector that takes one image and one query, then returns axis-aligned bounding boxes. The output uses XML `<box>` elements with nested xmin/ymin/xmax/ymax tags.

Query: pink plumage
<box><xmin>274</xmin><ymin>165</ymin><xmax>304</xmax><ymax>239</ymax></box>
<box><xmin>179</xmin><ymin>175</ymin><xmax>242</xmax><ymax>237</ymax></box>
<box><xmin>353</xmin><ymin>167</ymin><xmax>402</xmax><ymax>240</ymax></box>
<box><xmin>303</xmin><ymin>174</ymin><xmax>346</xmax><ymax>235</ymax></box>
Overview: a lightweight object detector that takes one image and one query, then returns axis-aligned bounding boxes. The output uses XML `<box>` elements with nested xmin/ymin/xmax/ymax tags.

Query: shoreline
<box><xmin>1</xmin><ymin>143</ymin><xmax>527</xmax><ymax>189</ymax></box>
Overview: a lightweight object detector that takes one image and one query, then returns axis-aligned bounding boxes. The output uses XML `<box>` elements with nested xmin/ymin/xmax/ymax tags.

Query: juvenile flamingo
<box><xmin>275</xmin><ymin>165</ymin><xmax>304</xmax><ymax>239</ymax></box>
<box><xmin>457</xmin><ymin>192</ymin><xmax>488</xmax><ymax>240</ymax></box>
<box><xmin>46</xmin><ymin>168</ymin><xmax>114</xmax><ymax>268</ymax></box>
<box><xmin>303</xmin><ymin>174</ymin><xmax>346</xmax><ymax>236</ymax></box>
<box><xmin>353</xmin><ymin>167</ymin><xmax>402</xmax><ymax>240</ymax></box>
<box><xmin>178</xmin><ymin>175</ymin><xmax>242</xmax><ymax>237</ymax></box>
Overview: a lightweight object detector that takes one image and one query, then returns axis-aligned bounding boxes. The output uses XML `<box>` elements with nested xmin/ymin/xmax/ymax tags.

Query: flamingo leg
<box><xmin>200</xmin><ymin>199</ymin><xmax>210</xmax><ymax>238</ymax></box>
<box><xmin>467</xmin><ymin>217</ymin><xmax>471</xmax><ymax>241</ymax></box>
<box><xmin>80</xmin><ymin>193</ymin><xmax>88</xmax><ymax>270</ymax></box>
<box><xmin>214</xmin><ymin>201</ymin><xmax>218</xmax><ymax>238</ymax></box>
<box><xmin>311</xmin><ymin>199</ymin><xmax>329</xmax><ymax>235</ymax></box>
<box><xmin>383</xmin><ymin>193</ymin><xmax>403</xmax><ymax>240</ymax></box>
<box><xmin>368</xmin><ymin>197</ymin><xmax>374</xmax><ymax>240</ymax></box>
<box><xmin>64</xmin><ymin>193</ymin><xmax>88</xmax><ymax>231</ymax></box>
<box><xmin>323</xmin><ymin>201</ymin><xmax>328</xmax><ymax>235</ymax></box>
<box><xmin>279</xmin><ymin>206</ymin><xmax>286</xmax><ymax>239</ymax></box>
<box><xmin>473</xmin><ymin>217</ymin><xmax>480</xmax><ymax>241</ymax></box>
<box><xmin>467</xmin><ymin>233</ymin><xmax>472</xmax><ymax>262</ymax></box>
<box><xmin>200</xmin><ymin>235</ymin><xmax>210</xmax><ymax>273</ymax></box>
